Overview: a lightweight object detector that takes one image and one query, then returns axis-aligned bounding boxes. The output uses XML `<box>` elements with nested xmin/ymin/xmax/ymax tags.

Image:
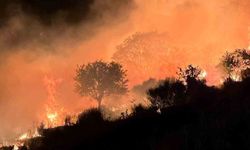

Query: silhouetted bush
<box><xmin>148</xmin><ymin>78</ymin><xmax>186</xmax><ymax>109</ymax></box>
<box><xmin>77</xmin><ymin>109</ymin><xmax>104</xmax><ymax>125</ymax></box>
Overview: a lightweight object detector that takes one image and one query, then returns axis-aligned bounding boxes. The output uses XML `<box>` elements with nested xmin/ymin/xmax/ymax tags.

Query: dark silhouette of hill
<box><xmin>2</xmin><ymin>77</ymin><xmax>250</xmax><ymax>150</ymax></box>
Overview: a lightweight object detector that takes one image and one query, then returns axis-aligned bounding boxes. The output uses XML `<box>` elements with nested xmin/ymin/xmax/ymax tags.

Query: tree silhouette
<box><xmin>177</xmin><ymin>65</ymin><xmax>206</xmax><ymax>83</ymax></box>
<box><xmin>74</xmin><ymin>61</ymin><xmax>128</xmax><ymax>110</ymax></box>
<box><xmin>221</xmin><ymin>49</ymin><xmax>250</xmax><ymax>81</ymax></box>
<box><xmin>148</xmin><ymin>78</ymin><xmax>186</xmax><ymax>110</ymax></box>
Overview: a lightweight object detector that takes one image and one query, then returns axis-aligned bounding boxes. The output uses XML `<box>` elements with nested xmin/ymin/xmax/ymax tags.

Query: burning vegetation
<box><xmin>2</xmin><ymin>0</ymin><xmax>250</xmax><ymax>149</ymax></box>
<box><xmin>1</xmin><ymin>48</ymin><xmax>250</xmax><ymax>150</ymax></box>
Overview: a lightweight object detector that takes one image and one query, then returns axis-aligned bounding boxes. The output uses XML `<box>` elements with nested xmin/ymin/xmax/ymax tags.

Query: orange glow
<box><xmin>1</xmin><ymin>0</ymin><xmax>250</xmax><ymax>142</ymax></box>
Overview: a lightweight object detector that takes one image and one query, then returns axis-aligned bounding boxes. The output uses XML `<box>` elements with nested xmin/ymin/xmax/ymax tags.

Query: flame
<box><xmin>13</xmin><ymin>145</ymin><xmax>19</xmax><ymax>150</ymax></box>
<box><xmin>43</xmin><ymin>75</ymin><xmax>65</xmax><ymax>128</ymax></box>
<box><xmin>231</xmin><ymin>74</ymin><xmax>241</xmax><ymax>82</ymax></box>
<box><xmin>47</xmin><ymin>112</ymin><xmax>58</xmax><ymax>123</ymax></box>
<box><xmin>18</xmin><ymin>133</ymin><xmax>28</xmax><ymax>141</ymax></box>
<box><xmin>18</xmin><ymin>128</ymin><xmax>41</xmax><ymax>141</ymax></box>
<box><xmin>199</xmin><ymin>70</ymin><xmax>207</xmax><ymax>79</ymax></box>
<box><xmin>0</xmin><ymin>128</ymin><xmax>42</xmax><ymax>150</ymax></box>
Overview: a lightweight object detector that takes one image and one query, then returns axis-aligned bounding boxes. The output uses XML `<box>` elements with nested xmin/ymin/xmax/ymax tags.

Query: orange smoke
<box><xmin>1</xmin><ymin>0</ymin><xmax>250</xmax><ymax>141</ymax></box>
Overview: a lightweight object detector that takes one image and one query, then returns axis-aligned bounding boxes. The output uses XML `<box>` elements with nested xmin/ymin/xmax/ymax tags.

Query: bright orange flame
<box><xmin>18</xmin><ymin>129</ymin><xmax>41</xmax><ymax>141</ymax></box>
<box><xmin>18</xmin><ymin>133</ymin><xmax>28</xmax><ymax>141</ymax></box>
<box><xmin>47</xmin><ymin>112</ymin><xmax>58</xmax><ymax>123</ymax></box>
<box><xmin>43</xmin><ymin>75</ymin><xmax>65</xmax><ymax>128</ymax></box>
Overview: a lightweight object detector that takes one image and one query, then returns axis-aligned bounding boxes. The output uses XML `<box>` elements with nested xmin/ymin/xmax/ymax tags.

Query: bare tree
<box><xmin>75</xmin><ymin>60</ymin><xmax>128</xmax><ymax>110</ymax></box>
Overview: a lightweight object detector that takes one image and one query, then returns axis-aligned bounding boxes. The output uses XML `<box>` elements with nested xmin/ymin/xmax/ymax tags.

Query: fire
<box><xmin>198</xmin><ymin>70</ymin><xmax>207</xmax><ymax>80</ymax></box>
<box><xmin>0</xmin><ymin>128</ymin><xmax>42</xmax><ymax>150</ymax></box>
<box><xmin>43</xmin><ymin>75</ymin><xmax>65</xmax><ymax>128</ymax></box>
<box><xmin>231</xmin><ymin>74</ymin><xmax>241</xmax><ymax>82</ymax></box>
<box><xmin>18</xmin><ymin>133</ymin><xmax>28</xmax><ymax>141</ymax></box>
<box><xmin>13</xmin><ymin>145</ymin><xmax>19</xmax><ymax>150</ymax></box>
<box><xmin>47</xmin><ymin>112</ymin><xmax>58</xmax><ymax>123</ymax></box>
<box><xmin>18</xmin><ymin>128</ymin><xmax>41</xmax><ymax>142</ymax></box>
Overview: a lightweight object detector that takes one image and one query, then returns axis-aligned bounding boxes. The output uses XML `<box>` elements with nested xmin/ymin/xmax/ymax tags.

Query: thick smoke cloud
<box><xmin>0</xmin><ymin>0</ymin><xmax>134</xmax><ymax>141</ymax></box>
<box><xmin>0</xmin><ymin>0</ymin><xmax>134</xmax><ymax>54</ymax></box>
<box><xmin>0</xmin><ymin>0</ymin><xmax>133</xmax><ymax>26</ymax></box>
<box><xmin>18</xmin><ymin>0</ymin><xmax>94</xmax><ymax>25</ymax></box>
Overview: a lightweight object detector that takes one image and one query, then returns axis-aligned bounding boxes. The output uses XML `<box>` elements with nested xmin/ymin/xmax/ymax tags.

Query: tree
<box><xmin>221</xmin><ymin>49</ymin><xmax>250</xmax><ymax>81</ymax></box>
<box><xmin>177</xmin><ymin>65</ymin><xmax>206</xmax><ymax>83</ymax></box>
<box><xmin>74</xmin><ymin>61</ymin><xmax>128</xmax><ymax>110</ymax></box>
<box><xmin>112</xmin><ymin>32</ymin><xmax>177</xmax><ymax>84</ymax></box>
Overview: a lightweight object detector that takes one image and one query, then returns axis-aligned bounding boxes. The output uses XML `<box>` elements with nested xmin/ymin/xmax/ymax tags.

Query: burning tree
<box><xmin>221</xmin><ymin>49</ymin><xmax>250</xmax><ymax>81</ymax></box>
<box><xmin>74</xmin><ymin>61</ymin><xmax>128</xmax><ymax>110</ymax></box>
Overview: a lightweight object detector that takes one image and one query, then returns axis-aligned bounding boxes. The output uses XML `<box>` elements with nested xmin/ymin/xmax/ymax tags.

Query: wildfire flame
<box><xmin>199</xmin><ymin>70</ymin><xmax>207</xmax><ymax>80</ymax></box>
<box><xmin>0</xmin><ymin>75</ymin><xmax>69</xmax><ymax>149</ymax></box>
<box><xmin>43</xmin><ymin>75</ymin><xmax>65</xmax><ymax>128</ymax></box>
<box><xmin>47</xmin><ymin>112</ymin><xmax>58</xmax><ymax>123</ymax></box>
<box><xmin>231</xmin><ymin>74</ymin><xmax>241</xmax><ymax>82</ymax></box>
<box><xmin>18</xmin><ymin>133</ymin><xmax>28</xmax><ymax>141</ymax></box>
<box><xmin>13</xmin><ymin>145</ymin><xmax>19</xmax><ymax>150</ymax></box>
<box><xmin>18</xmin><ymin>130</ymin><xmax>41</xmax><ymax>142</ymax></box>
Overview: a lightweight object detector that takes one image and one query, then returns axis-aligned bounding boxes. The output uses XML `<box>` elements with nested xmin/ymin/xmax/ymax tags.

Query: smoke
<box><xmin>111</xmin><ymin>0</ymin><xmax>250</xmax><ymax>85</ymax></box>
<box><xmin>0</xmin><ymin>0</ymin><xmax>134</xmax><ymax>141</ymax></box>
<box><xmin>0</xmin><ymin>0</ymin><xmax>250</xmax><ymax>141</ymax></box>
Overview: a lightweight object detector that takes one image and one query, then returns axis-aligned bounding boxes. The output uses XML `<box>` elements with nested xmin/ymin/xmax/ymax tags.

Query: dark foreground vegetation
<box><xmin>2</xmin><ymin>75</ymin><xmax>250</xmax><ymax>150</ymax></box>
<box><xmin>2</xmin><ymin>49</ymin><xmax>250</xmax><ymax>150</ymax></box>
